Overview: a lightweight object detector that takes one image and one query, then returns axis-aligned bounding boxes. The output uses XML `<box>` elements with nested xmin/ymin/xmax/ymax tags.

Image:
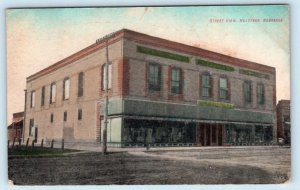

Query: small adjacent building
<box><xmin>23</xmin><ymin>29</ymin><xmax>277</xmax><ymax>147</ymax></box>
<box><xmin>7</xmin><ymin>112</ymin><xmax>24</xmax><ymax>142</ymax></box>
<box><xmin>276</xmin><ymin>100</ymin><xmax>291</xmax><ymax>145</ymax></box>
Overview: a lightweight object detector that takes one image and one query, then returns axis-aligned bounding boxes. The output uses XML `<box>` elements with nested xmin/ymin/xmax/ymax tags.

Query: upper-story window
<box><xmin>50</xmin><ymin>113</ymin><xmax>54</xmax><ymax>123</ymax></box>
<box><xmin>148</xmin><ymin>63</ymin><xmax>161</xmax><ymax>92</ymax></box>
<box><xmin>50</xmin><ymin>82</ymin><xmax>56</xmax><ymax>104</ymax></box>
<box><xmin>64</xmin><ymin>111</ymin><xmax>67</xmax><ymax>122</ymax></box>
<box><xmin>171</xmin><ymin>68</ymin><xmax>182</xmax><ymax>95</ymax></box>
<box><xmin>41</xmin><ymin>86</ymin><xmax>45</xmax><ymax>106</ymax></box>
<box><xmin>78</xmin><ymin>109</ymin><xmax>82</xmax><ymax>121</ymax></box>
<box><xmin>30</xmin><ymin>90</ymin><xmax>35</xmax><ymax>108</ymax></box>
<box><xmin>78</xmin><ymin>72</ymin><xmax>84</xmax><ymax>97</ymax></box>
<box><xmin>29</xmin><ymin>119</ymin><xmax>34</xmax><ymax>136</ymax></box>
<box><xmin>243</xmin><ymin>81</ymin><xmax>252</xmax><ymax>103</ymax></box>
<box><xmin>63</xmin><ymin>77</ymin><xmax>70</xmax><ymax>100</ymax></box>
<box><xmin>201</xmin><ymin>73</ymin><xmax>212</xmax><ymax>97</ymax></box>
<box><xmin>102</xmin><ymin>63</ymin><xmax>112</xmax><ymax>90</ymax></box>
<box><xmin>257</xmin><ymin>83</ymin><xmax>265</xmax><ymax>105</ymax></box>
<box><xmin>219</xmin><ymin>77</ymin><xmax>229</xmax><ymax>100</ymax></box>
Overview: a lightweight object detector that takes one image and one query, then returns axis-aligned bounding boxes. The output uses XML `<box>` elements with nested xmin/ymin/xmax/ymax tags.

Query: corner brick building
<box><xmin>276</xmin><ymin>100</ymin><xmax>290</xmax><ymax>145</ymax></box>
<box><xmin>24</xmin><ymin>29</ymin><xmax>277</xmax><ymax>147</ymax></box>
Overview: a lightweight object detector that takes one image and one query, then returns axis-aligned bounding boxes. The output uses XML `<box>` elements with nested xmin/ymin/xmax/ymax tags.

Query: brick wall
<box><xmin>276</xmin><ymin>100</ymin><xmax>290</xmax><ymax>139</ymax></box>
<box><xmin>123</xmin><ymin>39</ymin><xmax>276</xmax><ymax>113</ymax></box>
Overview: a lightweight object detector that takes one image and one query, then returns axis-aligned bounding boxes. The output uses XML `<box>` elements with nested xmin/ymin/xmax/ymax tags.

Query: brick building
<box><xmin>7</xmin><ymin>112</ymin><xmax>24</xmax><ymax>142</ymax></box>
<box><xmin>24</xmin><ymin>29</ymin><xmax>277</xmax><ymax>147</ymax></box>
<box><xmin>276</xmin><ymin>100</ymin><xmax>290</xmax><ymax>145</ymax></box>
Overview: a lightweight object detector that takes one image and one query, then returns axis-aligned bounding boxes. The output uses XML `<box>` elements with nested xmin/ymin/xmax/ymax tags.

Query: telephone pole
<box><xmin>102</xmin><ymin>38</ymin><xmax>109</xmax><ymax>155</ymax></box>
<box><xmin>96</xmin><ymin>31</ymin><xmax>118</xmax><ymax>155</ymax></box>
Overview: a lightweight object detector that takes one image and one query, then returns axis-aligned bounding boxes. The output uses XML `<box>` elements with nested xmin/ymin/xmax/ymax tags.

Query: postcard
<box><xmin>6</xmin><ymin>5</ymin><xmax>290</xmax><ymax>185</ymax></box>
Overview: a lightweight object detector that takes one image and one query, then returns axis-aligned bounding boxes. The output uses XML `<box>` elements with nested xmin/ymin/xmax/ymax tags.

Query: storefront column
<box><xmin>196</xmin><ymin>123</ymin><xmax>200</xmax><ymax>145</ymax></box>
<box><xmin>251</xmin><ymin>125</ymin><xmax>256</xmax><ymax>145</ymax></box>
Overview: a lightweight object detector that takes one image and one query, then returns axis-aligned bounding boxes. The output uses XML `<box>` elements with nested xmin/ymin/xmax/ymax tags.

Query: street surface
<box><xmin>8</xmin><ymin>146</ymin><xmax>290</xmax><ymax>184</ymax></box>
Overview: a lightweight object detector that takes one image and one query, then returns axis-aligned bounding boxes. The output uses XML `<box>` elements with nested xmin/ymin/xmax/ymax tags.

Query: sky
<box><xmin>6</xmin><ymin>5</ymin><xmax>290</xmax><ymax>124</ymax></box>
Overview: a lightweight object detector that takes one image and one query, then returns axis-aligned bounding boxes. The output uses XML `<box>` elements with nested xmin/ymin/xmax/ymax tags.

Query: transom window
<box><xmin>148</xmin><ymin>63</ymin><xmax>161</xmax><ymax>92</ymax></box>
<box><xmin>63</xmin><ymin>78</ymin><xmax>70</xmax><ymax>100</ymax></box>
<box><xmin>171</xmin><ymin>68</ymin><xmax>182</xmax><ymax>95</ymax></box>
<box><xmin>219</xmin><ymin>77</ymin><xmax>229</xmax><ymax>100</ymax></box>
<box><xmin>201</xmin><ymin>74</ymin><xmax>212</xmax><ymax>97</ymax></box>
<box><xmin>102</xmin><ymin>63</ymin><xmax>112</xmax><ymax>90</ymax></box>
<box><xmin>257</xmin><ymin>83</ymin><xmax>265</xmax><ymax>105</ymax></box>
<box><xmin>243</xmin><ymin>81</ymin><xmax>252</xmax><ymax>103</ymax></box>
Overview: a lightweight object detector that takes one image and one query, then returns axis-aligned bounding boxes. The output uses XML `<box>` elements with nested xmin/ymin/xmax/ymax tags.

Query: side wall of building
<box><xmin>24</xmin><ymin>40</ymin><xmax>124</xmax><ymax>143</ymax></box>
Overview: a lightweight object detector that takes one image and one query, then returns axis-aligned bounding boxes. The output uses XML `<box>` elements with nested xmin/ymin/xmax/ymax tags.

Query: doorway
<box><xmin>198</xmin><ymin>123</ymin><xmax>224</xmax><ymax>146</ymax></box>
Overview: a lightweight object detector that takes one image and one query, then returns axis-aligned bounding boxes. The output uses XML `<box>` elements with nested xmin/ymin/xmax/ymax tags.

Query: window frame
<box><xmin>219</xmin><ymin>77</ymin><xmax>229</xmax><ymax>100</ymax></box>
<box><xmin>30</xmin><ymin>90</ymin><xmax>35</xmax><ymax>108</ymax></box>
<box><xmin>50</xmin><ymin>82</ymin><xmax>56</xmax><ymax>104</ymax></box>
<box><xmin>201</xmin><ymin>73</ymin><xmax>212</xmax><ymax>98</ymax></box>
<box><xmin>50</xmin><ymin>113</ymin><xmax>54</xmax><ymax>123</ymax></box>
<box><xmin>41</xmin><ymin>86</ymin><xmax>45</xmax><ymax>107</ymax></box>
<box><xmin>63</xmin><ymin>77</ymin><xmax>70</xmax><ymax>100</ymax></box>
<box><xmin>29</xmin><ymin>119</ymin><xmax>34</xmax><ymax>136</ymax></box>
<box><xmin>148</xmin><ymin>63</ymin><xmax>162</xmax><ymax>92</ymax></box>
<box><xmin>63</xmin><ymin>111</ymin><xmax>67</xmax><ymax>122</ymax></box>
<box><xmin>257</xmin><ymin>83</ymin><xmax>265</xmax><ymax>105</ymax></box>
<box><xmin>243</xmin><ymin>81</ymin><xmax>252</xmax><ymax>103</ymax></box>
<box><xmin>101</xmin><ymin>63</ymin><xmax>112</xmax><ymax>91</ymax></box>
<box><xmin>78</xmin><ymin>72</ymin><xmax>84</xmax><ymax>97</ymax></box>
<box><xmin>170</xmin><ymin>67</ymin><xmax>182</xmax><ymax>95</ymax></box>
<box><xmin>78</xmin><ymin>109</ymin><xmax>82</xmax><ymax>121</ymax></box>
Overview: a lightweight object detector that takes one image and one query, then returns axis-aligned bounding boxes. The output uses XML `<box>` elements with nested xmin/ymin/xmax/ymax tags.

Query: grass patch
<box><xmin>8</xmin><ymin>147</ymin><xmax>79</xmax><ymax>157</ymax></box>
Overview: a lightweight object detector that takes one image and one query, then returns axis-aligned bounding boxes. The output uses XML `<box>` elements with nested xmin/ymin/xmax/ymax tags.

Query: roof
<box><xmin>277</xmin><ymin>99</ymin><xmax>291</xmax><ymax>109</ymax></box>
<box><xmin>13</xmin><ymin>111</ymin><xmax>24</xmax><ymax>119</ymax></box>
<box><xmin>7</xmin><ymin>119</ymin><xmax>24</xmax><ymax>129</ymax></box>
<box><xmin>27</xmin><ymin>29</ymin><xmax>276</xmax><ymax>82</ymax></box>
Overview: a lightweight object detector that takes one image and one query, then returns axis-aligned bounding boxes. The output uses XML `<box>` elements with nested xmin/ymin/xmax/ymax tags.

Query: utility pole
<box><xmin>22</xmin><ymin>89</ymin><xmax>27</xmax><ymax>142</ymax></box>
<box><xmin>102</xmin><ymin>38</ymin><xmax>109</xmax><ymax>155</ymax></box>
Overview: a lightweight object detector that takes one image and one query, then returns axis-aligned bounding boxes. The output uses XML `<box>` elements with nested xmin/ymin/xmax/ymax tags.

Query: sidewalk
<box><xmin>62</xmin><ymin>143</ymin><xmax>290</xmax><ymax>153</ymax></box>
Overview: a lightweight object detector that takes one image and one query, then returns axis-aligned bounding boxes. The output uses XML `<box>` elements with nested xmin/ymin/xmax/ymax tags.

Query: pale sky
<box><xmin>6</xmin><ymin>6</ymin><xmax>290</xmax><ymax>124</ymax></box>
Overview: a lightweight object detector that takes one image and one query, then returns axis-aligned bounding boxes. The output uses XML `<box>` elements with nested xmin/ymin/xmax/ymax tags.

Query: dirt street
<box><xmin>8</xmin><ymin>146</ymin><xmax>290</xmax><ymax>185</ymax></box>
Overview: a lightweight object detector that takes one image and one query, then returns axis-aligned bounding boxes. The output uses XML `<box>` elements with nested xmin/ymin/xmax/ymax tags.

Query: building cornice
<box><xmin>26</xmin><ymin>28</ymin><xmax>275</xmax><ymax>82</ymax></box>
